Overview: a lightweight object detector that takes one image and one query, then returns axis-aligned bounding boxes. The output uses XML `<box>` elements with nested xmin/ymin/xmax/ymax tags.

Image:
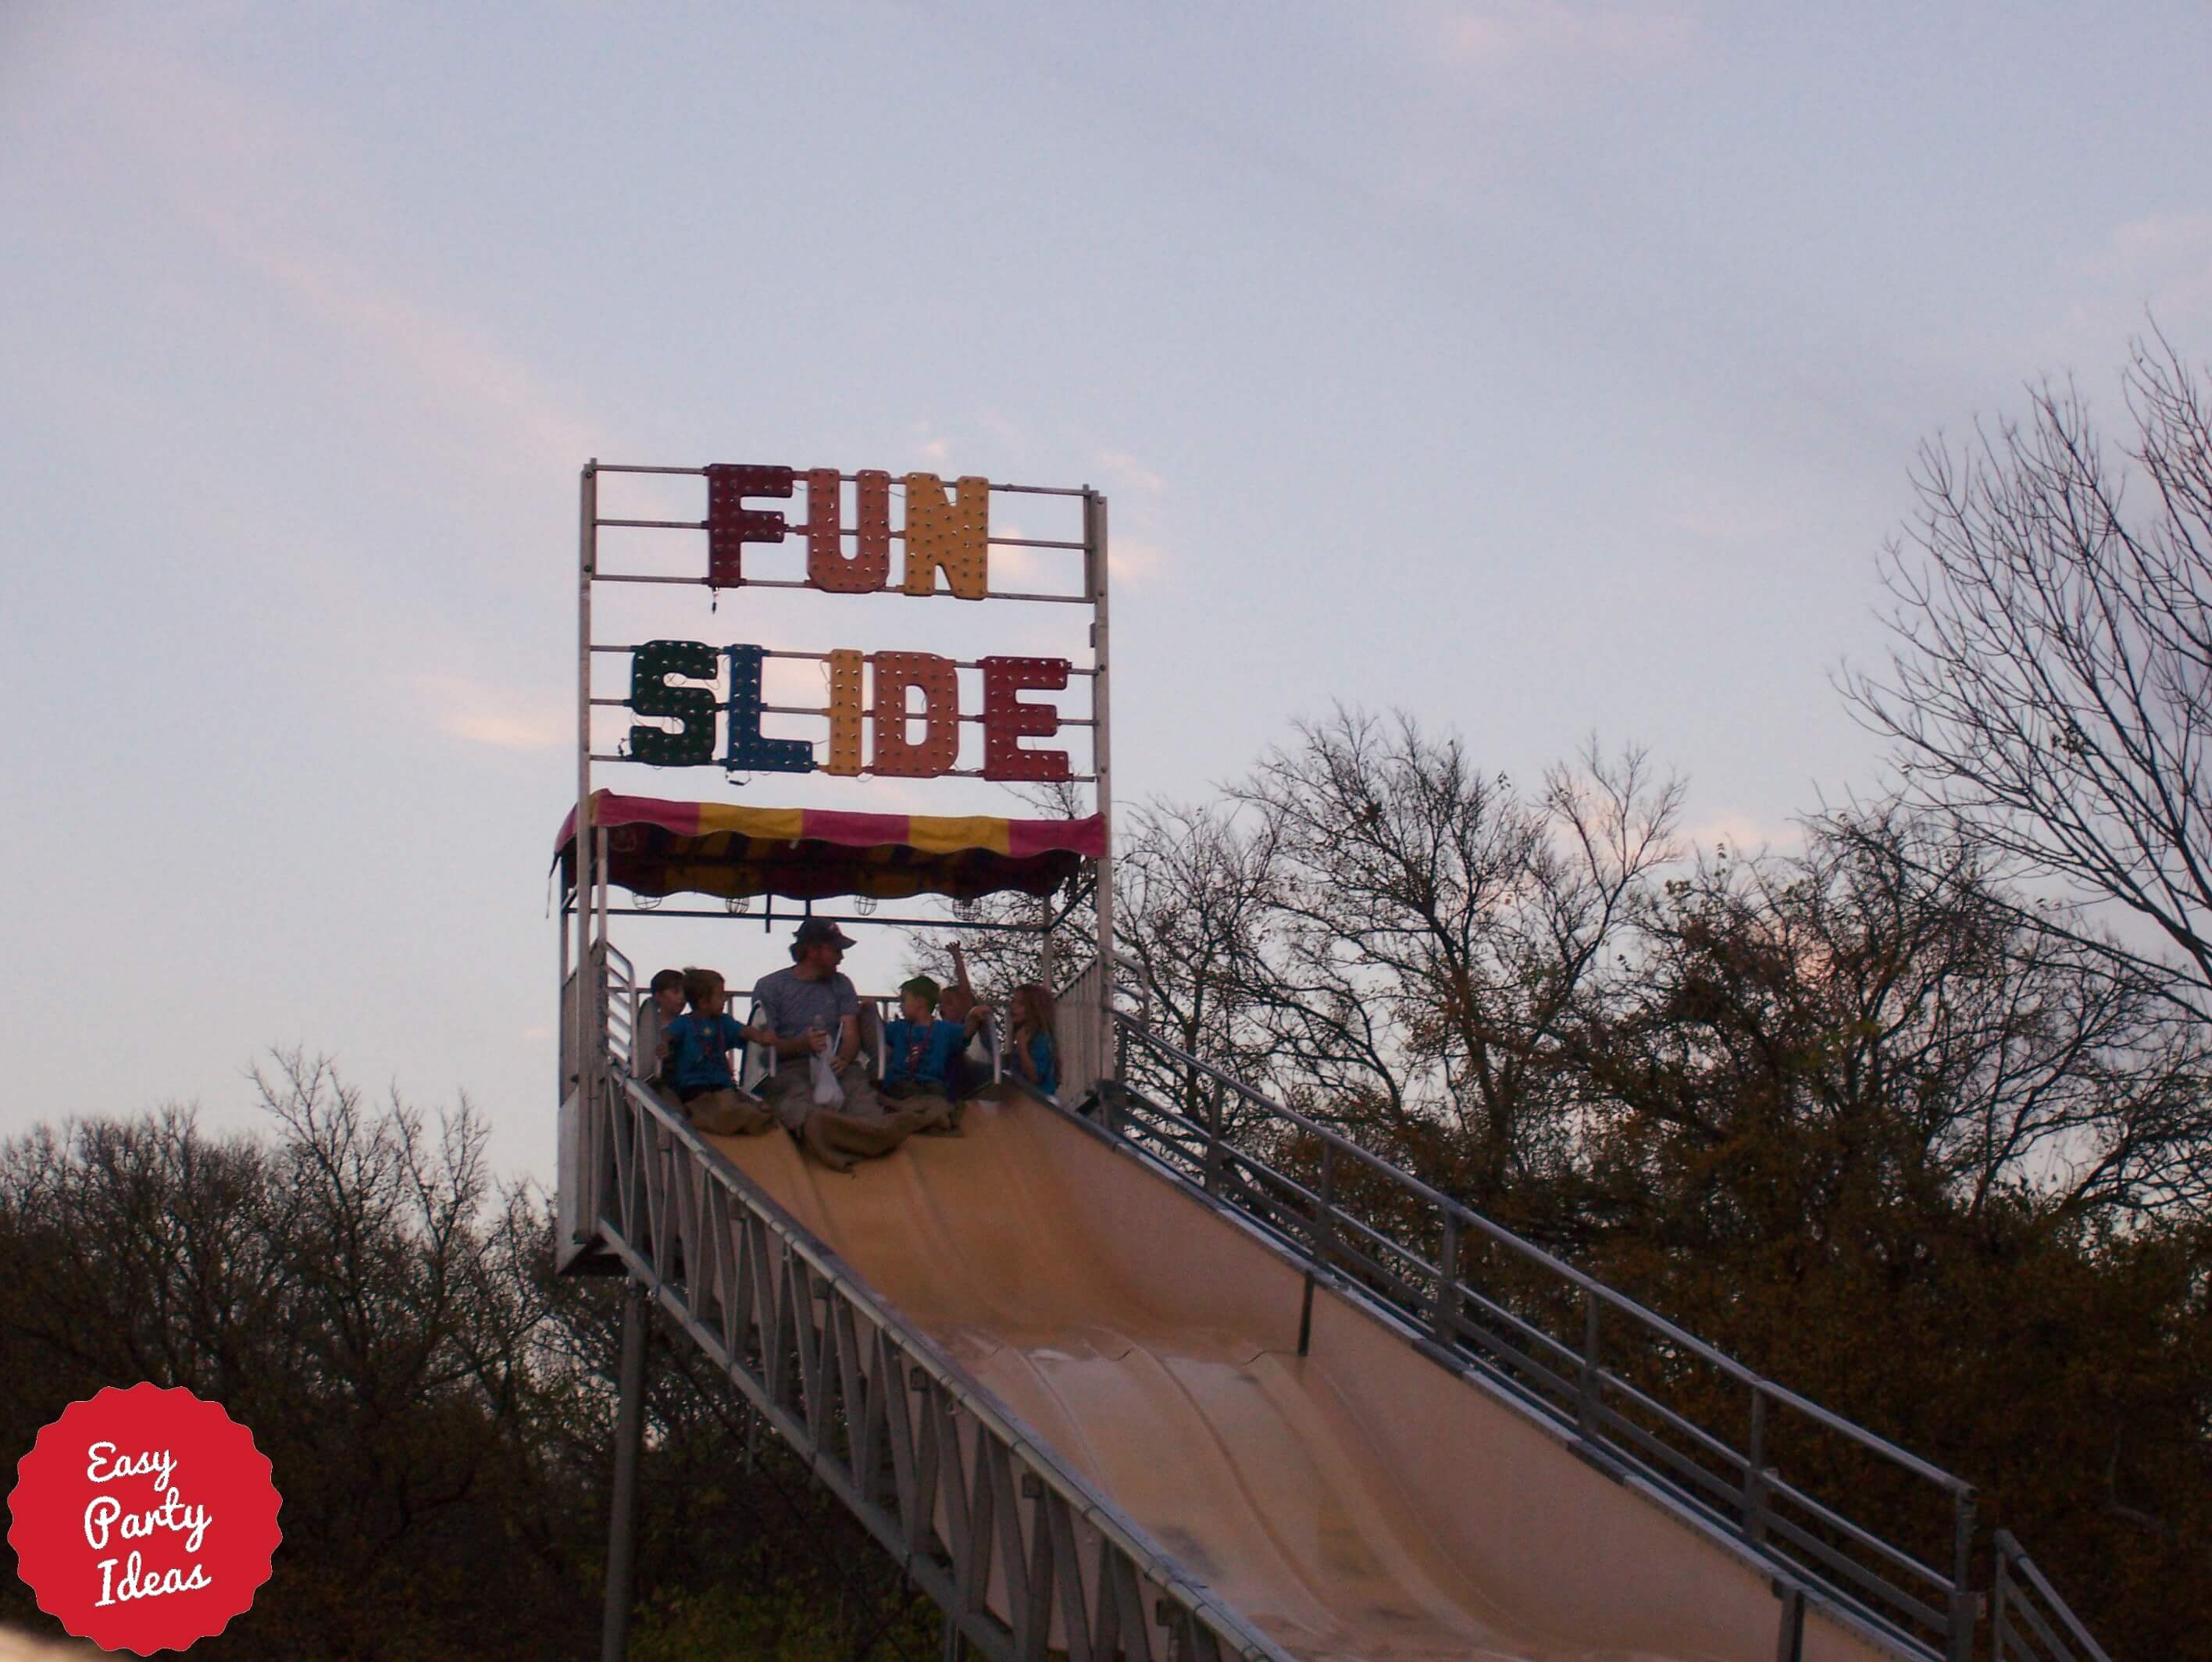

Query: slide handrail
<box><xmin>1991</xmin><ymin>1532</ymin><xmax>2109</xmax><ymax>1662</ymax></box>
<box><xmin>1099</xmin><ymin>1005</ymin><xmax>2035</xmax><ymax>1662</ymax></box>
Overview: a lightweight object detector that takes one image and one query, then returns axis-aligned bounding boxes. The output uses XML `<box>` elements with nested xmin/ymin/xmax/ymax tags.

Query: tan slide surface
<box><xmin>710</xmin><ymin>1099</ymin><xmax>1891</xmax><ymax>1662</ymax></box>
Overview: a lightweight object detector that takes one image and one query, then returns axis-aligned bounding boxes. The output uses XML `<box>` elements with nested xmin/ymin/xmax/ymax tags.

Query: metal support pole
<box><xmin>1946</xmin><ymin>1489</ymin><xmax>1978</xmax><ymax>1662</ymax></box>
<box><xmin>1991</xmin><ymin>1546</ymin><xmax>2011</xmax><ymax>1658</ymax></box>
<box><xmin>1202</xmin><ymin>1079</ymin><xmax>1223</xmax><ymax>1196</ymax></box>
<box><xmin>573</xmin><ymin>462</ymin><xmax>598</xmax><ymax>1107</ymax></box>
<box><xmin>1432</xmin><ymin>1214</ymin><xmax>1461</xmax><ymax>1345</ymax></box>
<box><xmin>559</xmin><ymin>901</ymin><xmax>573</xmax><ymax>1103</ymax></box>
<box><xmin>1315</xmin><ymin>1144</ymin><xmax>1336</xmax><ymax>1271</ymax></box>
<box><xmin>598</xmin><ymin>825</ymin><xmax>612</xmax><ymax>964</ymax></box>
<box><xmin>1579</xmin><ymin>1291</ymin><xmax>1602</xmax><ymax>1437</ymax></box>
<box><xmin>1038</xmin><ymin>892</ymin><xmax>1056</xmax><ymax>990</ymax></box>
<box><xmin>1774</xmin><ymin>1586</ymin><xmax>1804</xmax><ymax>1662</ymax></box>
<box><xmin>1744</xmin><ymin>1385</ymin><xmax>1769</xmax><ymax>1546</ymax></box>
<box><xmin>1085</xmin><ymin>490</ymin><xmax>1115</xmax><ymax>1090</ymax></box>
<box><xmin>602</xmin><ymin>1280</ymin><xmax>648</xmax><ymax>1662</ymax></box>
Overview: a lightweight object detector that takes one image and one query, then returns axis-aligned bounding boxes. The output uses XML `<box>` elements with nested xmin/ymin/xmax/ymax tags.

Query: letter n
<box><xmin>901</xmin><ymin>473</ymin><xmax>990</xmax><ymax>599</ymax></box>
<box><xmin>806</xmin><ymin>469</ymin><xmax>891</xmax><ymax>593</ymax></box>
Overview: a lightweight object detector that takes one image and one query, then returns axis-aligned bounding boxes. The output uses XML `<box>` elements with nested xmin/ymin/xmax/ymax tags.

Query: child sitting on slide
<box><xmin>658</xmin><ymin>967</ymin><xmax>776</xmax><ymax>1138</ymax></box>
<box><xmin>879</xmin><ymin>974</ymin><xmax>986</xmax><ymax>1131</ymax></box>
<box><xmin>937</xmin><ymin>940</ymin><xmax>997</xmax><ymax>1100</ymax></box>
<box><xmin>1006</xmin><ymin>982</ymin><xmax>1060</xmax><ymax>1101</ymax></box>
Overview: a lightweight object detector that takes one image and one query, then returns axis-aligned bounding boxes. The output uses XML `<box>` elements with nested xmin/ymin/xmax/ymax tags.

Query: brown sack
<box><xmin>798</xmin><ymin>1106</ymin><xmax>931</xmax><ymax>1172</ymax></box>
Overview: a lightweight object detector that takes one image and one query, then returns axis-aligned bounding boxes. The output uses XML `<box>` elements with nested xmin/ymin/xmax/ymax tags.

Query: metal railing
<box><xmin>1991</xmin><ymin>1533</ymin><xmax>2110</xmax><ymax>1662</ymax></box>
<box><xmin>602</xmin><ymin>943</ymin><xmax>637</xmax><ymax>1073</ymax></box>
<box><xmin>1058</xmin><ymin>955</ymin><xmax>1112</xmax><ymax>1107</ymax></box>
<box><xmin>1097</xmin><ymin>1009</ymin><xmax>2075</xmax><ymax>1662</ymax></box>
<box><xmin>575</xmin><ymin>1043</ymin><xmax>1294</xmax><ymax>1662</ymax></box>
<box><xmin>1058</xmin><ymin>951</ymin><xmax>1147</xmax><ymax>1105</ymax></box>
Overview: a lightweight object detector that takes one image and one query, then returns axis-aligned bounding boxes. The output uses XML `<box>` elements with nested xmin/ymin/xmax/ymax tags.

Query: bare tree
<box><xmin>0</xmin><ymin>1057</ymin><xmax>593</xmax><ymax>1657</ymax></box>
<box><xmin>1587</xmin><ymin>806</ymin><xmax>2212</xmax><ymax>1232</ymax></box>
<box><xmin>1227</xmin><ymin>711</ymin><xmax>1680</xmax><ymax>1197</ymax></box>
<box><xmin>0</xmin><ymin>1058</ymin><xmax>941</xmax><ymax>1662</ymax></box>
<box><xmin>1846</xmin><ymin>328</ymin><xmax>2212</xmax><ymax>1015</ymax></box>
<box><xmin>1111</xmin><ymin>798</ymin><xmax>1283</xmax><ymax>1094</ymax></box>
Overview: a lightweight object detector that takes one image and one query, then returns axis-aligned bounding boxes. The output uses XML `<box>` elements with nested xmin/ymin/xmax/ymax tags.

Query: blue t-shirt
<box><xmin>883</xmin><ymin>1018</ymin><xmax>965</xmax><ymax>1088</ymax></box>
<box><xmin>1024</xmin><ymin>1031</ymin><xmax>1058</xmax><ymax>1096</ymax></box>
<box><xmin>663</xmin><ymin>1012</ymin><xmax>745</xmax><ymax>1092</ymax></box>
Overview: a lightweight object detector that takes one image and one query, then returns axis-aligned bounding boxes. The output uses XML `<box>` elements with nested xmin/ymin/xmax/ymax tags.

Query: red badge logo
<box><xmin>8</xmin><ymin>1385</ymin><xmax>281</xmax><ymax>1654</ymax></box>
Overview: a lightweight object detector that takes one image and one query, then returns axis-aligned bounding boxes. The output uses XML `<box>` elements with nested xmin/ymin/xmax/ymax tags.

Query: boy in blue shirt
<box><xmin>658</xmin><ymin>967</ymin><xmax>776</xmax><ymax>1138</ymax></box>
<box><xmin>880</xmin><ymin>974</ymin><xmax>985</xmax><ymax>1130</ymax></box>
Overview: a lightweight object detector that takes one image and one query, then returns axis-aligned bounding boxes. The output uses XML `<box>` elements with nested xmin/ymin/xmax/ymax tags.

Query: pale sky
<box><xmin>6</xmin><ymin>1</ymin><xmax>2210</xmax><ymax>1184</ymax></box>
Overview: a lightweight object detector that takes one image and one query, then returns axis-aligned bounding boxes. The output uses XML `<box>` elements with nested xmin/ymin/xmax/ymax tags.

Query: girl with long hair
<box><xmin>1007</xmin><ymin>982</ymin><xmax>1059</xmax><ymax>1100</ymax></box>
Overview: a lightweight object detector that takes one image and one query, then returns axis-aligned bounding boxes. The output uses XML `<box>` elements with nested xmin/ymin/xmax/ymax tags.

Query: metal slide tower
<box><xmin>554</xmin><ymin>460</ymin><xmax>2110</xmax><ymax>1662</ymax></box>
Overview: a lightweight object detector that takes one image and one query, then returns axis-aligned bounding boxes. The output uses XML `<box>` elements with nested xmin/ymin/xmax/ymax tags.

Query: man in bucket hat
<box><xmin>751</xmin><ymin>919</ymin><xmax>939</xmax><ymax>1170</ymax></box>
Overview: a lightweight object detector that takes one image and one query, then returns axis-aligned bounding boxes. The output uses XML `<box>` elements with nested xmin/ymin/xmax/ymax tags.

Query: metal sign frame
<box><xmin>565</xmin><ymin>460</ymin><xmax>1114</xmax><ymax>1109</ymax></box>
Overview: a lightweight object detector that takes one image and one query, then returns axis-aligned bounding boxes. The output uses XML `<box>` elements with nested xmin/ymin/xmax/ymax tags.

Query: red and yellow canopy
<box><xmin>554</xmin><ymin>792</ymin><xmax>1104</xmax><ymax>904</ymax></box>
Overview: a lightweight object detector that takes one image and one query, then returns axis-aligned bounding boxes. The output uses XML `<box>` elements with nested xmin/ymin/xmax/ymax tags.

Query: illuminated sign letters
<box><xmin>622</xmin><ymin>465</ymin><xmax>1080</xmax><ymax>780</ymax></box>
<box><xmin>980</xmin><ymin>657</ymin><xmax>1071</xmax><ymax>783</ymax></box>
<box><xmin>629</xmin><ymin>644</ymin><xmax>1069</xmax><ymax>782</ymax></box>
<box><xmin>705</xmin><ymin>465</ymin><xmax>793</xmax><ymax>589</ymax></box>
<box><xmin>706</xmin><ymin>467</ymin><xmax>992</xmax><ymax>597</ymax></box>
<box><xmin>626</xmin><ymin>640</ymin><xmax>718</xmax><ymax>766</ymax></box>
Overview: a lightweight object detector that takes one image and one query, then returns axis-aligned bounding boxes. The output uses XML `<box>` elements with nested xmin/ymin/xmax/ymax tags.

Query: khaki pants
<box><xmin>760</xmin><ymin>1060</ymin><xmax>882</xmax><ymax>1120</ymax></box>
<box><xmin>882</xmin><ymin>1079</ymin><xmax>965</xmax><ymax>1136</ymax></box>
<box><xmin>680</xmin><ymin>1086</ymin><xmax>776</xmax><ymax>1138</ymax></box>
<box><xmin>762</xmin><ymin>1064</ymin><xmax>950</xmax><ymax>1172</ymax></box>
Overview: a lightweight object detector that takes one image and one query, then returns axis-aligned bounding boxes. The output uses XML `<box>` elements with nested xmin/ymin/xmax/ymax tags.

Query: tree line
<box><xmin>0</xmin><ymin>1056</ymin><xmax>937</xmax><ymax>1661</ymax></box>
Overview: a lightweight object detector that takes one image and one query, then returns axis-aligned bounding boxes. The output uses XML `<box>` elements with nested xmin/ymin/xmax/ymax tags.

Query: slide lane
<box><xmin>711</xmin><ymin>1100</ymin><xmax>1893</xmax><ymax>1662</ymax></box>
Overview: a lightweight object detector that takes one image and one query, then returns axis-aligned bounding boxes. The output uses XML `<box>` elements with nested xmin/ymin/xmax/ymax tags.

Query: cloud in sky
<box><xmin>2083</xmin><ymin>212</ymin><xmax>2212</xmax><ymax>326</ymax></box>
<box><xmin>1090</xmin><ymin>451</ymin><xmax>1168</xmax><ymax>581</ymax></box>
<box><xmin>2026</xmin><ymin>209</ymin><xmax>2212</xmax><ymax>380</ymax></box>
<box><xmin>1423</xmin><ymin>0</ymin><xmax>1693</xmax><ymax>70</ymax></box>
<box><xmin>416</xmin><ymin>673</ymin><xmax>569</xmax><ymax>752</ymax></box>
<box><xmin>1109</xmin><ymin>537</ymin><xmax>1168</xmax><ymax>581</ymax></box>
<box><xmin>991</xmin><ymin>520</ymin><xmax>1041</xmax><ymax>582</ymax></box>
<box><xmin>1652</xmin><ymin>468</ymin><xmax>1795</xmax><ymax>547</ymax></box>
<box><xmin>76</xmin><ymin>30</ymin><xmax>596</xmax><ymax>487</ymax></box>
<box><xmin>1096</xmin><ymin>449</ymin><xmax>1167</xmax><ymax>495</ymax></box>
<box><xmin>1685</xmin><ymin>811</ymin><xmax>1803</xmax><ymax>859</ymax></box>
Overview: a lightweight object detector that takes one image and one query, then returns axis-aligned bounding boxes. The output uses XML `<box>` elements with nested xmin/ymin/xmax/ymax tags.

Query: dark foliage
<box><xmin>0</xmin><ymin>1054</ymin><xmax>936</xmax><ymax>1662</ymax></box>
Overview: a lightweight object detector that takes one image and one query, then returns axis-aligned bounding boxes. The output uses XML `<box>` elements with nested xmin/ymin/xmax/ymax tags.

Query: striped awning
<box><xmin>554</xmin><ymin>792</ymin><xmax>1104</xmax><ymax>904</ymax></box>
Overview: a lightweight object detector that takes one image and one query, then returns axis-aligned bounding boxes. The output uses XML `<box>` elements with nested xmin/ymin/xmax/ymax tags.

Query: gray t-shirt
<box><xmin>751</xmin><ymin>965</ymin><xmax>859</xmax><ymax>1041</ymax></box>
